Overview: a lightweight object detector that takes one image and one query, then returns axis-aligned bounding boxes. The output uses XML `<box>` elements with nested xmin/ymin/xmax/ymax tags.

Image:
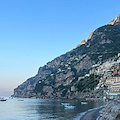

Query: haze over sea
<box><xmin>0</xmin><ymin>98</ymin><xmax>105</xmax><ymax>120</ymax></box>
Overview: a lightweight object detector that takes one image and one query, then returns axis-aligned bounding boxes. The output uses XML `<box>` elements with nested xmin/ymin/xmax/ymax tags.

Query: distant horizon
<box><xmin>0</xmin><ymin>89</ymin><xmax>13</xmax><ymax>97</ymax></box>
<box><xmin>0</xmin><ymin>0</ymin><xmax>120</xmax><ymax>96</ymax></box>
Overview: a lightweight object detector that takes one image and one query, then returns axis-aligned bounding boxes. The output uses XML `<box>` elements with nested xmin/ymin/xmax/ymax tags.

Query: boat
<box><xmin>61</xmin><ymin>103</ymin><xmax>70</xmax><ymax>106</ymax></box>
<box><xmin>0</xmin><ymin>98</ymin><xmax>7</xmax><ymax>101</ymax></box>
<box><xmin>81</xmin><ymin>102</ymin><xmax>88</xmax><ymax>104</ymax></box>
<box><xmin>64</xmin><ymin>105</ymin><xmax>75</xmax><ymax>109</ymax></box>
<box><xmin>44</xmin><ymin>100</ymin><xmax>49</xmax><ymax>102</ymax></box>
<box><xmin>17</xmin><ymin>99</ymin><xmax>24</xmax><ymax>101</ymax></box>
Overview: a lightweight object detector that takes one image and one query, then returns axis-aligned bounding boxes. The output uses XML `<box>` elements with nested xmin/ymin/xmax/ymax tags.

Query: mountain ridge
<box><xmin>109</xmin><ymin>14</ymin><xmax>120</xmax><ymax>25</ymax></box>
<box><xmin>12</xmin><ymin>14</ymin><xmax>120</xmax><ymax>99</ymax></box>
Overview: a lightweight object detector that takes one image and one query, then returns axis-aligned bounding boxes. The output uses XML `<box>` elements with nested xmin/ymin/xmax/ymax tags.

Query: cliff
<box><xmin>13</xmin><ymin>14</ymin><xmax>120</xmax><ymax>99</ymax></box>
<box><xmin>109</xmin><ymin>14</ymin><xmax>120</xmax><ymax>25</ymax></box>
<box><xmin>77</xmin><ymin>40</ymin><xmax>86</xmax><ymax>47</ymax></box>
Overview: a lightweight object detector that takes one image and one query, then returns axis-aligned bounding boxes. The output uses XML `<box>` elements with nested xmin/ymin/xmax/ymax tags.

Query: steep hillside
<box><xmin>13</xmin><ymin>14</ymin><xmax>120</xmax><ymax>99</ymax></box>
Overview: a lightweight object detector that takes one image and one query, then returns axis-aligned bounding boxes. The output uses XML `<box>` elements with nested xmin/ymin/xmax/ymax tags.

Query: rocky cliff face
<box><xmin>109</xmin><ymin>14</ymin><xmax>120</xmax><ymax>25</ymax></box>
<box><xmin>76</xmin><ymin>40</ymin><xmax>86</xmax><ymax>47</ymax></box>
<box><xmin>13</xmin><ymin>53</ymin><xmax>69</xmax><ymax>98</ymax></box>
<box><xmin>13</xmin><ymin>14</ymin><xmax>120</xmax><ymax>99</ymax></box>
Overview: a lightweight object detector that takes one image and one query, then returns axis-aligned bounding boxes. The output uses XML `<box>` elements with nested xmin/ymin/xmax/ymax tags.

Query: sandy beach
<box><xmin>80</xmin><ymin>107</ymin><xmax>104</xmax><ymax>120</ymax></box>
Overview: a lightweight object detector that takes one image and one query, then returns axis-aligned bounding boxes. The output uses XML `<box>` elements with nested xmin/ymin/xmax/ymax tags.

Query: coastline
<box><xmin>74</xmin><ymin>105</ymin><xmax>105</xmax><ymax>120</ymax></box>
<box><xmin>76</xmin><ymin>100</ymin><xmax>120</xmax><ymax>120</ymax></box>
<box><xmin>80</xmin><ymin>106</ymin><xmax>104</xmax><ymax>120</ymax></box>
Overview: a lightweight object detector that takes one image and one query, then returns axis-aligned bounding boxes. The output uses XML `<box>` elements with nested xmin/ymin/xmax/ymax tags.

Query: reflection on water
<box><xmin>0</xmin><ymin>98</ymin><xmax>105</xmax><ymax>120</ymax></box>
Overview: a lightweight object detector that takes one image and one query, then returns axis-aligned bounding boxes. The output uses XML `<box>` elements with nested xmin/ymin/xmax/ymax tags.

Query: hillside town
<box><xmin>89</xmin><ymin>53</ymin><xmax>120</xmax><ymax>100</ymax></box>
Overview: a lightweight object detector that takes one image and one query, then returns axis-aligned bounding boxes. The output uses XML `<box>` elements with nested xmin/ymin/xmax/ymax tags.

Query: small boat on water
<box><xmin>44</xmin><ymin>100</ymin><xmax>49</xmax><ymax>102</ymax></box>
<box><xmin>0</xmin><ymin>98</ymin><xmax>7</xmax><ymax>101</ymax></box>
<box><xmin>17</xmin><ymin>100</ymin><xmax>24</xmax><ymax>101</ymax></box>
<box><xmin>81</xmin><ymin>102</ymin><xmax>88</xmax><ymax>104</ymax></box>
<box><xmin>61</xmin><ymin>102</ymin><xmax>75</xmax><ymax>109</ymax></box>
<box><xmin>64</xmin><ymin>105</ymin><xmax>75</xmax><ymax>109</ymax></box>
<box><xmin>61</xmin><ymin>103</ymin><xmax>70</xmax><ymax>106</ymax></box>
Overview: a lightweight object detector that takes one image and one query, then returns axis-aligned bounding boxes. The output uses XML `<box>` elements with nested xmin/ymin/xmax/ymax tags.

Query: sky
<box><xmin>0</xmin><ymin>0</ymin><xmax>120</xmax><ymax>97</ymax></box>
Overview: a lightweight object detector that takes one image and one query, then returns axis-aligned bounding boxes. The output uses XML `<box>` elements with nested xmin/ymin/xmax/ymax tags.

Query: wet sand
<box><xmin>80</xmin><ymin>107</ymin><xmax>104</xmax><ymax>120</ymax></box>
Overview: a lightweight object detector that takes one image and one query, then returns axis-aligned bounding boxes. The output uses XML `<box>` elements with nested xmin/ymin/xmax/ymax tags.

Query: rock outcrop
<box><xmin>109</xmin><ymin>14</ymin><xmax>120</xmax><ymax>25</ymax></box>
<box><xmin>97</xmin><ymin>101</ymin><xmax>120</xmax><ymax>120</ymax></box>
<box><xmin>87</xmin><ymin>31</ymin><xmax>94</xmax><ymax>40</ymax></box>
<box><xmin>77</xmin><ymin>40</ymin><xmax>86</xmax><ymax>47</ymax></box>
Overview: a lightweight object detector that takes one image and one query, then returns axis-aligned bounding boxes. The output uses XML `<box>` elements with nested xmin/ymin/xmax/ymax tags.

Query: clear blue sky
<box><xmin>0</xmin><ymin>0</ymin><xmax>120</xmax><ymax>96</ymax></box>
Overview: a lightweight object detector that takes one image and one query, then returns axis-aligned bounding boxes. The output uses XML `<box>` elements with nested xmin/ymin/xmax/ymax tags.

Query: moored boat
<box><xmin>61</xmin><ymin>103</ymin><xmax>70</xmax><ymax>106</ymax></box>
<box><xmin>0</xmin><ymin>98</ymin><xmax>7</xmax><ymax>101</ymax></box>
<box><xmin>17</xmin><ymin>99</ymin><xmax>24</xmax><ymax>101</ymax></box>
<box><xmin>81</xmin><ymin>102</ymin><xmax>88</xmax><ymax>104</ymax></box>
<box><xmin>64</xmin><ymin>105</ymin><xmax>75</xmax><ymax>109</ymax></box>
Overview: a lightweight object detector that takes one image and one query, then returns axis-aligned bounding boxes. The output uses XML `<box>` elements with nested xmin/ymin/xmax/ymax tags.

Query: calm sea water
<box><xmin>0</xmin><ymin>98</ymin><xmax>105</xmax><ymax>120</ymax></box>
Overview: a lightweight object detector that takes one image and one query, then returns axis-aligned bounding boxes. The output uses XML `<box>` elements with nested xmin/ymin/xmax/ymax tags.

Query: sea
<box><xmin>0</xmin><ymin>98</ymin><xmax>105</xmax><ymax>120</ymax></box>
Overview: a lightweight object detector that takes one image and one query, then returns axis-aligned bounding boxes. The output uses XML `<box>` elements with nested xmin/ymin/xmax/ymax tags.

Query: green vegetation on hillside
<box><xmin>74</xmin><ymin>74</ymin><xmax>100</xmax><ymax>92</ymax></box>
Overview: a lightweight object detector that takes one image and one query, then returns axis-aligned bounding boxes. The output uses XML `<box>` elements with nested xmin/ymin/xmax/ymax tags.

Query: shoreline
<box><xmin>75</xmin><ymin>106</ymin><xmax>105</xmax><ymax>120</ymax></box>
<box><xmin>77</xmin><ymin>100</ymin><xmax>120</xmax><ymax>120</ymax></box>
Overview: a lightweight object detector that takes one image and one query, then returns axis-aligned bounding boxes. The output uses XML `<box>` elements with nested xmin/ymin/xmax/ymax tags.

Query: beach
<box><xmin>80</xmin><ymin>107</ymin><xmax>104</xmax><ymax>120</ymax></box>
<box><xmin>79</xmin><ymin>100</ymin><xmax>120</xmax><ymax>120</ymax></box>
